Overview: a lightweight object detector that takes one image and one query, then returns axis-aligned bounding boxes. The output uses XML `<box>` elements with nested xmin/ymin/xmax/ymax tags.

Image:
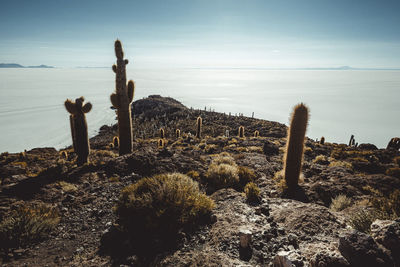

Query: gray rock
<box><xmin>338</xmin><ymin>230</ymin><xmax>394</xmax><ymax>267</ymax></box>
<box><xmin>371</xmin><ymin>219</ymin><xmax>400</xmax><ymax>266</ymax></box>
<box><xmin>273</xmin><ymin>250</ymin><xmax>305</xmax><ymax>267</ymax></box>
<box><xmin>310</xmin><ymin>250</ymin><xmax>349</xmax><ymax>267</ymax></box>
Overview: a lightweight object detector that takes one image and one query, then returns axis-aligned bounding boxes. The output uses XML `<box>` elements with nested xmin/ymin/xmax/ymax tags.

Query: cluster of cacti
<box><xmin>65</xmin><ymin>97</ymin><xmax>92</xmax><ymax>166</ymax></box>
<box><xmin>176</xmin><ymin>129</ymin><xmax>181</xmax><ymax>138</ymax></box>
<box><xmin>110</xmin><ymin>40</ymin><xmax>135</xmax><ymax>156</ymax></box>
<box><xmin>253</xmin><ymin>130</ymin><xmax>259</xmax><ymax>138</ymax></box>
<box><xmin>283</xmin><ymin>103</ymin><xmax>309</xmax><ymax>191</ymax></box>
<box><xmin>196</xmin><ymin>117</ymin><xmax>202</xmax><ymax>138</ymax></box>
<box><xmin>238</xmin><ymin>126</ymin><xmax>245</xmax><ymax>138</ymax></box>
<box><xmin>320</xmin><ymin>136</ymin><xmax>325</xmax><ymax>145</ymax></box>
<box><xmin>387</xmin><ymin>137</ymin><xmax>400</xmax><ymax>150</ymax></box>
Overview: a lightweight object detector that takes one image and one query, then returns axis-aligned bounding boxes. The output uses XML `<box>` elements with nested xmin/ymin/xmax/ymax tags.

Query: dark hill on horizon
<box><xmin>0</xmin><ymin>63</ymin><xmax>54</xmax><ymax>68</ymax></box>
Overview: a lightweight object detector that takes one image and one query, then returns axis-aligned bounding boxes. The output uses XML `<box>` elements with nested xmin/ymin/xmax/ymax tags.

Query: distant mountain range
<box><xmin>0</xmin><ymin>63</ymin><xmax>54</xmax><ymax>68</ymax></box>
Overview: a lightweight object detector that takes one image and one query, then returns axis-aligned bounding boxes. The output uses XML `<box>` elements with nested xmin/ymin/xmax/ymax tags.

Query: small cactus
<box><xmin>254</xmin><ymin>130</ymin><xmax>259</xmax><ymax>138</ymax></box>
<box><xmin>238</xmin><ymin>126</ymin><xmax>245</xmax><ymax>138</ymax></box>
<box><xmin>283</xmin><ymin>103</ymin><xmax>309</xmax><ymax>191</ymax></box>
<box><xmin>387</xmin><ymin>137</ymin><xmax>400</xmax><ymax>150</ymax></box>
<box><xmin>320</xmin><ymin>136</ymin><xmax>325</xmax><ymax>145</ymax></box>
<box><xmin>65</xmin><ymin>97</ymin><xmax>92</xmax><ymax>166</ymax></box>
<box><xmin>160</xmin><ymin>128</ymin><xmax>165</xmax><ymax>139</ymax></box>
<box><xmin>349</xmin><ymin>135</ymin><xmax>354</xmax><ymax>146</ymax></box>
<box><xmin>60</xmin><ymin>151</ymin><xmax>68</xmax><ymax>160</ymax></box>
<box><xmin>225</xmin><ymin>130</ymin><xmax>229</xmax><ymax>137</ymax></box>
<box><xmin>158</xmin><ymin>139</ymin><xmax>164</xmax><ymax>148</ymax></box>
<box><xmin>110</xmin><ymin>40</ymin><xmax>135</xmax><ymax>156</ymax></box>
<box><xmin>176</xmin><ymin>129</ymin><xmax>181</xmax><ymax>138</ymax></box>
<box><xmin>113</xmin><ymin>136</ymin><xmax>119</xmax><ymax>148</ymax></box>
<box><xmin>196</xmin><ymin>117</ymin><xmax>202</xmax><ymax>139</ymax></box>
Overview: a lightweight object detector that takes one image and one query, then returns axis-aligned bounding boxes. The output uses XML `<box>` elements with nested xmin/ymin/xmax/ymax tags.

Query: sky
<box><xmin>0</xmin><ymin>0</ymin><xmax>400</xmax><ymax>68</ymax></box>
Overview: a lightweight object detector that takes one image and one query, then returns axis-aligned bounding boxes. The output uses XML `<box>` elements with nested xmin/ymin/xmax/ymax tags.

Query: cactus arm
<box><xmin>82</xmin><ymin>102</ymin><xmax>92</xmax><ymax>113</ymax></box>
<box><xmin>110</xmin><ymin>93</ymin><xmax>119</xmax><ymax>108</ymax></box>
<box><xmin>115</xmin><ymin>40</ymin><xmax>124</xmax><ymax>59</ymax></box>
<box><xmin>112</xmin><ymin>64</ymin><xmax>117</xmax><ymax>73</ymax></box>
<box><xmin>65</xmin><ymin>99</ymin><xmax>77</xmax><ymax>114</ymax></box>
<box><xmin>127</xmin><ymin>80</ymin><xmax>135</xmax><ymax>103</ymax></box>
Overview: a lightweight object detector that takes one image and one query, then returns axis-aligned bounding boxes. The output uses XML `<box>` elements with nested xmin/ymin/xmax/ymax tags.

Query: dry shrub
<box><xmin>330</xmin><ymin>194</ymin><xmax>352</xmax><ymax>212</ymax></box>
<box><xmin>244</xmin><ymin>182</ymin><xmax>261</xmax><ymax>203</ymax></box>
<box><xmin>238</xmin><ymin>166</ymin><xmax>256</xmax><ymax>186</ymax></box>
<box><xmin>0</xmin><ymin>203</ymin><xmax>60</xmax><ymax>251</ymax></box>
<box><xmin>206</xmin><ymin>163</ymin><xmax>239</xmax><ymax>189</ymax></box>
<box><xmin>349</xmin><ymin>187</ymin><xmax>400</xmax><ymax>233</ymax></box>
<box><xmin>186</xmin><ymin>170</ymin><xmax>200</xmax><ymax>181</ymax></box>
<box><xmin>313</xmin><ymin>155</ymin><xmax>330</xmax><ymax>165</ymax></box>
<box><xmin>349</xmin><ymin>209</ymin><xmax>378</xmax><ymax>234</ymax></box>
<box><xmin>115</xmin><ymin>173</ymin><xmax>214</xmax><ymax>234</ymax></box>
<box><xmin>328</xmin><ymin>160</ymin><xmax>352</xmax><ymax>169</ymax></box>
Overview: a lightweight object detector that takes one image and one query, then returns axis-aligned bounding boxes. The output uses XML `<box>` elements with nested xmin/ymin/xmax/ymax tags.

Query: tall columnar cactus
<box><xmin>110</xmin><ymin>40</ymin><xmax>135</xmax><ymax>156</ymax></box>
<box><xmin>196</xmin><ymin>117</ymin><xmax>202</xmax><ymax>138</ymax></box>
<box><xmin>65</xmin><ymin>97</ymin><xmax>92</xmax><ymax>166</ymax></box>
<box><xmin>160</xmin><ymin>128</ymin><xmax>165</xmax><ymax>139</ymax></box>
<box><xmin>238</xmin><ymin>126</ymin><xmax>245</xmax><ymax>138</ymax></box>
<box><xmin>283</xmin><ymin>103</ymin><xmax>309</xmax><ymax>190</ymax></box>
<box><xmin>176</xmin><ymin>129</ymin><xmax>181</xmax><ymax>138</ymax></box>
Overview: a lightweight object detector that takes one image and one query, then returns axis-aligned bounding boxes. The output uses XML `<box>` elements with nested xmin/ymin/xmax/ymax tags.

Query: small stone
<box><xmin>239</xmin><ymin>229</ymin><xmax>253</xmax><ymax>249</ymax></box>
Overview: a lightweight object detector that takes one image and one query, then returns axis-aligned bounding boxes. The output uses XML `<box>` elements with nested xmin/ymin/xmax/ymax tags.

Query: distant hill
<box><xmin>0</xmin><ymin>63</ymin><xmax>54</xmax><ymax>68</ymax></box>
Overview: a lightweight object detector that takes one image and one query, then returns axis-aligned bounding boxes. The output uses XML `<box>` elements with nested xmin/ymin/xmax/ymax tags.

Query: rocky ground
<box><xmin>1</xmin><ymin>95</ymin><xmax>400</xmax><ymax>266</ymax></box>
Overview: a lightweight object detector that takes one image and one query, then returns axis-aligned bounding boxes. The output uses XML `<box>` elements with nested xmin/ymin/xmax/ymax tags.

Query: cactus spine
<box><xmin>160</xmin><ymin>128</ymin><xmax>165</xmax><ymax>139</ymax></box>
<box><xmin>283</xmin><ymin>103</ymin><xmax>309</xmax><ymax>190</ymax></box>
<box><xmin>176</xmin><ymin>129</ymin><xmax>180</xmax><ymax>138</ymax></box>
<box><xmin>110</xmin><ymin>40</ymin><xmax>135</xmax><ymax>155</ymax></box>
<box><xmin>238</xmin><ymin>126</ymin><xmax>245</xmax><ymax>138</ymax></box>
<box><xmin>196</xmin><ymin>117</ymin><xmax>202</xmax><ymax>138</ymax></box>
<box><xmin>65</xmin><ymin>97</ymin><xmax>92</xmax><ymax>166</ymax></box>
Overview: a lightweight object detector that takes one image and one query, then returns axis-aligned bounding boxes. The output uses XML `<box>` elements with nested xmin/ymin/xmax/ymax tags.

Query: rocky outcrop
<box><xmin>338</xmin><ymin>230</ymin><xmax>394</xmax><ymax>267</ymax></box>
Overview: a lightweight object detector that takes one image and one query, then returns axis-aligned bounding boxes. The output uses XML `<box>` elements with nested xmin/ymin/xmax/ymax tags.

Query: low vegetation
<box><xmin>0</xmin><ymin>203</ymin><xmax>60</xmax><ymax>252</ymax></box>
<box><xmin>115</xmin><ymin>173</ymin><xmax>215</xmax><ymax>235</ymax></box>
<box><xmin>244</xmin><ymin>182</ymin><xmax>261</xmax><ymax>203</ymax></box>
<box><xmin>349</xmin><ymin>187</ymin><xmax>400</xmax><ymax>233</ymax></box>
<box><xmin>329</xmin><ymin>194</ymin><xmax>352</xmax><ymax>212</ymax></box>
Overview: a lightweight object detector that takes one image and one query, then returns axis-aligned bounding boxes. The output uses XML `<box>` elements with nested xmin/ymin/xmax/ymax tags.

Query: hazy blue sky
<box><xmin>1</xmin><ymin>0</ymin><xmax>399</xmax><ymax>68</ymax></box>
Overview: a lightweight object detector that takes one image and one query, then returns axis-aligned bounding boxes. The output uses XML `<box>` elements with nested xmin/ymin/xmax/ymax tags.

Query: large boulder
<box><xmin>371</xmin><ymin>219</ymin><xmax>400</xmax><ymax>266</ymax></box>
<box><xmin>338</xmin><ymin>230</ymin><xmax>394</xmax><ymax>267</ymax></box>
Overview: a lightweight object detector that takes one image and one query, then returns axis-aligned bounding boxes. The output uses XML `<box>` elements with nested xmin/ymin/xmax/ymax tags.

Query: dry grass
<box><xmin>244</xmin><ymin>182</ymin><xmax>261</xmax><ymax>203</ymax></box>
<box><xmin>115</xmin><ymin>173</ymin><xmax>214</xmax><ymax>234</ymax></box>
<box><xmin>0</xmin><ymin>203</ymin><xmax>60</xmax><ymax>251</ymax></box>
<box><xmin>330</xmin><ymin>194</ymin><xmax>352</xmax><ymax>212</ymax></box>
